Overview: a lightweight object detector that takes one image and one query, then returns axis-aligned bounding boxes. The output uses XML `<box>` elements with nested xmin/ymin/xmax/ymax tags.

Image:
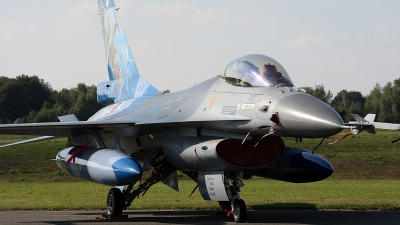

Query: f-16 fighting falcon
<box><xmin>1</xmin><ymin>0</ymin><xmax>398</xmax><ymax>223</ymax></box>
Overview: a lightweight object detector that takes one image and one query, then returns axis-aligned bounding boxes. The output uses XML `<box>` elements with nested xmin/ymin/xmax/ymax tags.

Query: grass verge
<box><xmin>1</xmin><ymin>132</ymin><xmax>400</xmax><ymax>211</ymax></box>
<box><xmin>0</xmin><ymin>179</ymin><xmax>399</xmax><ymax>211</ymax></box>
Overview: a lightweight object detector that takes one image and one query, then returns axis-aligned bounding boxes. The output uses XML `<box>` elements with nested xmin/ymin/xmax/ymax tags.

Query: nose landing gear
<box><xmin>216</xmin><ymin>172</ymin><xmax>247</xmax><ymax>223</ymax></box>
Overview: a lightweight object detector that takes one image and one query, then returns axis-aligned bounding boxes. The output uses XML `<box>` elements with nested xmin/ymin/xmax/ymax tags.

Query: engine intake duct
<box><xmin>162</xmin><ymin>136</ymin><xmax>285</xmax><ymax>171</ymax></box>
<box><xmin>217</xmin><ymin>138</ymin><xmax>284</xmax><ymax>167</ymax></box>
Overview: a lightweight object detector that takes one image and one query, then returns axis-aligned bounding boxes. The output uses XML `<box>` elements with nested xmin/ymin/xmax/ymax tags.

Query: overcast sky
<box><xmin>1</xmin><ymin>0</ymin><xmax>399</xmax><ymax>97</ymax></box>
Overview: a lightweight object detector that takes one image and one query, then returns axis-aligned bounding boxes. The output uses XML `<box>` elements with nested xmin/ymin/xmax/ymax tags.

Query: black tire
<box><xmin>218</xmin><ymin>201</ymin><xmax>231</xmax><ymax>215</ymax></box>
<box><xmin>107</xmin><ymin>188</ymin><xmax>124</xmax><ymax>215</ymax></box>
<box><xmin>233</xmin><ymin>198</ymin><xmax>247</xmax><ymax>223</ymax></box>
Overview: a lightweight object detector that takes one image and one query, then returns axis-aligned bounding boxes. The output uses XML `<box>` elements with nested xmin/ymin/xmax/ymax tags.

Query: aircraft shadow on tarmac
<box><xmin>249</xmin><ymin>202</ymin><xmax>317</xmax><ymax>210</ymax></box>
<box><xmin>36</xmin><ymin>209</ymin><xmax>398</xmax><ymax>225</ymax></box>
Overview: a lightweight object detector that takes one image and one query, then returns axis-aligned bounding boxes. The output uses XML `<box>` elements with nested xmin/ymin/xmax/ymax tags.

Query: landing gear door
<box><xmin>198</xmin><ymin>171</ymin><xmax>229</xmax><ymax>201</ymax></box>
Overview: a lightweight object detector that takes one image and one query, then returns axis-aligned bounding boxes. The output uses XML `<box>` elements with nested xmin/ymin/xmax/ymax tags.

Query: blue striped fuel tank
<box><xmin>56</xmin><ymin>146</ymin><xmax>142</xmax><ymax>186</ymax></box>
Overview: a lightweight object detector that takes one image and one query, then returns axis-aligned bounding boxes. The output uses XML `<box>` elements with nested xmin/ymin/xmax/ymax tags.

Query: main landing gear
<box><xmin>106</xmin><ymin>150</ymin><xmax>176</xmax><ymax>216</ymax></box>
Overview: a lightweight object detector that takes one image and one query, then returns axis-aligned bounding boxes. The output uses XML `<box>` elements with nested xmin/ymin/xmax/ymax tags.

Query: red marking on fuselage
<box><xmin>209</xmin><ymin>97</ymin><xmax>216</xmax><ymax>108</ymax></box>
<box><xmin>109</xmin><ymin>102</ymin><xmax>122</xmax><ymax>113</ymax></box>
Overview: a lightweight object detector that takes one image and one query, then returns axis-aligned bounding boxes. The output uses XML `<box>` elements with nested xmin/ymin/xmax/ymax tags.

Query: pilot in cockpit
<box><xmin>234</xmin><ymin>61</ymin><xmax>273</xmax><ymax>87</ymax></box>
<box><xmin>262</xmin><ymin>63</ymin><xmax>290</xmax><ymax>85</ymax></box>
<box><xmin>224</xmin><ymin>54</ymin><xmax>293</xmax><ymax>87</ymax></box>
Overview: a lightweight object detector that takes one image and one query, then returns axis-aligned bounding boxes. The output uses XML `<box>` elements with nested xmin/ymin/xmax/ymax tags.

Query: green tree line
<box><xmin>0</xmin><ymin>75</ymin><xmax>102</xmax><ymax>123</ymax></box>
<box><xmin>1</xmin><ymin>75</ymin><xmax>400</xmax><ymax>123</ymax></box>
<box><xmin>303</xmin><ymin>78</ymin><xmax>400</xmax><ymax>123</ymax></box>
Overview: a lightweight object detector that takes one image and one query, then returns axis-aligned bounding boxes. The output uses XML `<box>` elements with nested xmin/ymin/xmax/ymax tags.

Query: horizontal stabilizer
<box><xmin>350</xmin><ymin>114</ymin><xmax>368</xmax><ymax>122</ymax></box>
<box><xmin>364</xmin><ymin>114</ymin><xmax>376</xmax><ymax>122</ymax></box>
<box><xmin>350</xmin><ymin>114</ymin><xmax>376</xmax><ymax>123</ymax></box>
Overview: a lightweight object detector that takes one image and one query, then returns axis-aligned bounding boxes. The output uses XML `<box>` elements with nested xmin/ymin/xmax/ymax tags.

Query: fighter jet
<box><xmin>345</xmin><ymin>114</ymin><xmax>400</xmax><ymax>142</ymax></box>
<box><xmin>0</xmin><ymin>0</ymin><xmax>361</xmax><ymax>223</ymax></box>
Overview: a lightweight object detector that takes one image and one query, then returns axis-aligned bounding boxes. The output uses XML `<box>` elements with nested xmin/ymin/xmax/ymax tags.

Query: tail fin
<box><xmin>96</xmin><ymin>0</ymin><xmax>160</xmax><ymax>104</ymax></box>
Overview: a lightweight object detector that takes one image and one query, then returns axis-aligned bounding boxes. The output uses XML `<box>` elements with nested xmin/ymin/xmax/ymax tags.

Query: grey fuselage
<box><xmin>90</xmin><ymin>76</ymin><xmax>344</xmax><ymax>143</ymax></box>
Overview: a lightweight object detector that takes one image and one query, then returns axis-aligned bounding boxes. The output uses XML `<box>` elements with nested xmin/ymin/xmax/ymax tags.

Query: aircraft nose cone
<box><xmin>274</xmin><ymin>94</ymin><xmax>343</xmax><ymax>138</ymax></box>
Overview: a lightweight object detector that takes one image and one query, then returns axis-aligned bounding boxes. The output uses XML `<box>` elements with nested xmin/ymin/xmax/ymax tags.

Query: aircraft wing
<box><xmin>0</xmin><ymin>121</ymin><xmax>136</xmax><ymax>136</ymax></box>
<box><xmin>0</xmin><ymin>117</ymin><xmax>251</xmax><ymax>137</ymax></box>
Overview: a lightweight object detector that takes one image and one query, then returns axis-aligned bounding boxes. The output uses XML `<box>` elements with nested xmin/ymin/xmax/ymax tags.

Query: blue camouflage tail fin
<box><xmin>96</xmin><ymin>0</ymin><xmax>160</xmax><ymax>105</ymax></box>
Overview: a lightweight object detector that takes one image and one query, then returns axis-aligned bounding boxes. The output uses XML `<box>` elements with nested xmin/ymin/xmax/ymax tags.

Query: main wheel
<box><xmin>107</xmin><ymin>188</ymin><xmax>124</xmax><ymax>215</ymax></box>
<box><xmin>232</xmin><ymin>198</ymin><xmax>247</xmax><ymax>223</ymax></box>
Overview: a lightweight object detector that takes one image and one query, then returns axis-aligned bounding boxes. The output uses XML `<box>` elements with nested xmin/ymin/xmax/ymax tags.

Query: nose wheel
<box><xmin>219</xmin><ymin>198</ymin><xmax>247</xmax><ymax>223</ymax></box>
<box><xmin>232</xmin><ymin>198</ymin><xmax>247</xmax><ymax>223</ymax></box>
<box><xmin>217</xmin><ymin>172</ymin><xmax>248</xmax><ymax>223</ymax></box>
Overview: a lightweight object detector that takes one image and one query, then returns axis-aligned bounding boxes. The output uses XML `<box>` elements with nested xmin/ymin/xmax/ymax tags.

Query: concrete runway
<box><xmin>0</xmin><ymin>210</ymin><xmax>399</xmax><ymax>225</ymax></box>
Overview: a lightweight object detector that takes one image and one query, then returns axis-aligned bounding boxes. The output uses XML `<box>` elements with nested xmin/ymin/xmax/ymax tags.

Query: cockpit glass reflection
<box><xmin>222</xmin><ymin>54</ymin><xmax>293</xmax><ymax>87</ymax></box>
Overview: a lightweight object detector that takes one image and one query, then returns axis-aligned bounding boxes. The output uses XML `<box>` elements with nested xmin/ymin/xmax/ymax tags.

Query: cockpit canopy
<box><xmin>221</xmin><ymin>54</ymin><xmax>293</xmax><ymax>87</ymax></box>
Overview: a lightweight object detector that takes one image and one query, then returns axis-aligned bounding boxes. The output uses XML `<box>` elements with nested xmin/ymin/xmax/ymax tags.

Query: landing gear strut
<box><xmin>218</xmin><ymin>172</ymin><xmax>247</xmax><ymax>223</ymax></box>
<box><xmin>218</xmin><ymin>201</ymin><xmax>230</xmax><ymax>215</ymax></box>
<box><xmin>106</xmin><ymin>149</ymin><xmax>176</xmax><ymax>215</ymax></box>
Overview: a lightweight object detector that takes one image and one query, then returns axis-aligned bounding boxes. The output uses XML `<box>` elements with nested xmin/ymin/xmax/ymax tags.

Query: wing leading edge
<box><xmin>0</xmin><ymin>121</ymin><xmax>136</xmax><ymax>136</ymax></box>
